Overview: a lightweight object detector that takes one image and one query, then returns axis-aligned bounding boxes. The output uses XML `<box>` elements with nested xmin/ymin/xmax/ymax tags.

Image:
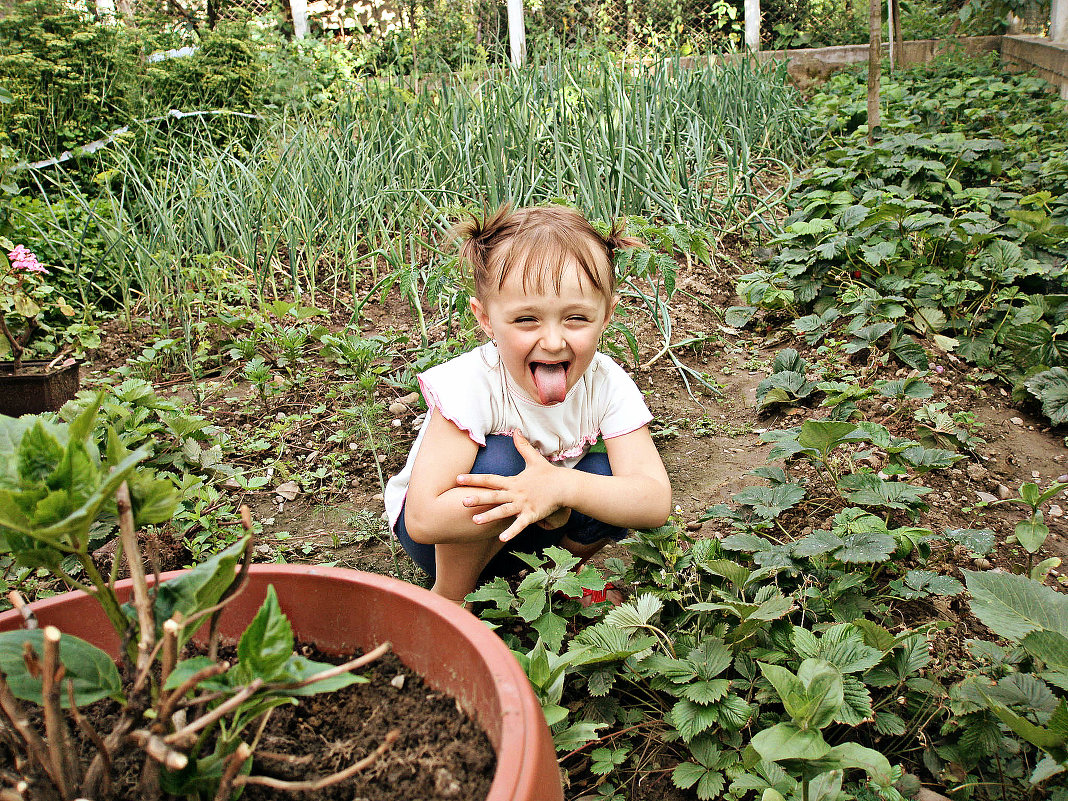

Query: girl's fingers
<box><xmin>498</xmin><ymin>518</ymin><xmax>528</xmax><ymax>543</ymax></box>
<box><xmin>461</xmin><ymin>490</ymin><xmax>507</xmax><ymax>507</ymax></box>
<box><xmin>512</xmin><ymin>432</ymin><xmax>543</xmax><ymax>464</ymax></box>
<box><xmin>472</xmin><ymin>503</ymin><xmax>517</xmax><ymax>525</ymax></box>
<box><xmin>457</xmin><ymin>473</ymin><xmax>509</xmax><ymax>489</ymax></box>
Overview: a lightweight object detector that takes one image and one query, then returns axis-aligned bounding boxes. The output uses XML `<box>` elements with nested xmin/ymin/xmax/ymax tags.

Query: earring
<box><xmin>491</xmin><ymin>339</ymin><xmax>497</xmax><ymax>347</ymax></box>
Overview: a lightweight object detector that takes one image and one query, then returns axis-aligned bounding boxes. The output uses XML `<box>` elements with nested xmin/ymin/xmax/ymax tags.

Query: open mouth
<box><xmin>529</xmin><ymin>361</ymin><xmax>570</xmax><ymax>405</ymax></box>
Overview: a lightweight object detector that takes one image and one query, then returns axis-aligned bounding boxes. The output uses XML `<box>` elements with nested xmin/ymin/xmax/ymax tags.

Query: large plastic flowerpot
<box><xmin>0</xmin><ymin>564</ymin><xmax>563</xmax><ymax>801</ymax></box>
<box><xmin>0</xmin><ymin>360</ymin><xmax>80</xmax><ymax>416</ymax></box>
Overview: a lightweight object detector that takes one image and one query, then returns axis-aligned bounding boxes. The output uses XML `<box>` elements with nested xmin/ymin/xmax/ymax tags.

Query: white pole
<box><xmin>508</xmin><ymin>0</ymin><xmax>527</xmax><ymax>67</ymax></box>
<box><xmin>291</xmin><ymin>0</ymin><xmax>309</xmax><ymax>39</ymax></box>
<box><xmin>886</xmin><ymin>0</ymin><xmax>894</xmax><ymax>69</ymax></box>
<box><xmin>745</xmin><ymin>0</ymin><xmax>760</xmax><ymax>51</ymax></box>
<box><xmin>1052</xmin><ymin>0</ymin><xmax>1068</xmax><ymax>42</ymax></box>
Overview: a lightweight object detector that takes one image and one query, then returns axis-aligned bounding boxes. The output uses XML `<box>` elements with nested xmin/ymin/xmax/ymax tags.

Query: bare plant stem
<box><xmin>164</xmin><ymin>679</ymin><xmax>264</xmax><ymax>745</ymax></box>
<box><xmin>0</xmin><ymin>673</ymin><xmax>64</xmax><ymax>794</ymax></box>
<box><xmin>156</xmin><ymin>662</ymin><xmax>230</xmax><ymax>728</ymax></box>
<box><xmin>213</xmin><ymin>742</ymin><xmax>252</xmax><ymax>801</ymax></box>
<box><xmin>5</xmin><ymin>592</ymin><xmax>36</xmax><ymax>629</ymax></box>
<box><xmin>66</xmin><ymin>679</ymin><xmax>111</xmax><ymax>798</ymax></box>
<box><xmin>117</xmin><ymin>482</ymin><xmax>155</xmax><ymax>674</ymax></box>
<box><xmin>236</xmin><ymin>729</ymin><xmax>400</xmax><ymax>791</ymax></box>
<box><xmin>41</xmin><ymin>627</ymin><xmax>76</xmax><ymax>797</ymax></box>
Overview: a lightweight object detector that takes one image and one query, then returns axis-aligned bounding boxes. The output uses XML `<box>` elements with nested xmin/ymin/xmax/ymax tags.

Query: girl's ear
<box><xmin>601</xmin><ymin>294</ymin><xmax>619</xmax><ymax>331</ymax></box>
<box><xmin>470</xmin><ymin>297</ymin><xmax>494</xmax><ymax>339</ymax></box>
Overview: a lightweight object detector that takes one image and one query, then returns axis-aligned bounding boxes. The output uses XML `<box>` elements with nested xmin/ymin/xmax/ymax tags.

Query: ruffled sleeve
<box><xmin>595</xmin><ymin>355</ymin><xmax>653</xmax><ymax>439</ymax></box>
<box><xmin>417</xmin><ymin>346</ymin><xmax>496</xmax><ymax>446</ymax></box>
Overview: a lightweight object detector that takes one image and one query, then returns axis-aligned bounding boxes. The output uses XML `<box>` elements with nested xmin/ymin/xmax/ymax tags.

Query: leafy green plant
<box><xmin>757</xmin><ymin>349</ymin><xmax>817</xmax><ymax>411</ymax></box>
<box><xmin>963</xmin><ymin>569</ymin><xmax>1068</xmax><ymax>788</ymax></box>
<box><xmin>996</xmin><ymin>481</ymin><xmax>1068</xmax><ymax>579</ymax></box>
<box><xmin>0</xmin><ymin>399</ymin><xmax>383</xmax><ymax>799</ymax></box>
<box><xmin>0</xmin><ymin>240</ymin><xmax>75</xmax><ymax>370</ymax></box>
<box><xmin>747</xmin><ymin>658</ymin><xmax>892</xmax><ymax>801</ymax></box>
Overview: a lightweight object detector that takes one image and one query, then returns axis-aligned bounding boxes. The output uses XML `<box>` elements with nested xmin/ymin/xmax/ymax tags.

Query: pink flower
<box><xmin>7</xmin><ymin>245</ymin><xmax>48</xmax><ymax>274</ymax></box>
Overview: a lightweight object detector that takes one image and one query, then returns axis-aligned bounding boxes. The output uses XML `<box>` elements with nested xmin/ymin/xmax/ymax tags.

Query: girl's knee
<box><xmin>470</xmin><ymin>434</ymin><xmax>526</xmax><ymax>477</ymax></box>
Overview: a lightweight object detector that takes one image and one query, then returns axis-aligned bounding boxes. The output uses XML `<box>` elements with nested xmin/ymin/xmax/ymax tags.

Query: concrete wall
<box><xmin>669</xmin><ymin>36</ymin><xmax>1004</xmax><ymax>90</ymax></box>
<box><xmin>1002</xmin><ymin>35</ymin><xmax>1068</xmax><ymax>99</ymax></box>
<box><xmin>754</xmin><ymin>36</ymin><xmax>1003</xmax><ymax>90</ymax></box>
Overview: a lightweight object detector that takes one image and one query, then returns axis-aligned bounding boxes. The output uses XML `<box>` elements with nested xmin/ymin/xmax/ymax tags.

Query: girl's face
<box><xmin>470</xmin><ymin>260</ymin><xmax>616</xmax><ymax>405</ymax></box>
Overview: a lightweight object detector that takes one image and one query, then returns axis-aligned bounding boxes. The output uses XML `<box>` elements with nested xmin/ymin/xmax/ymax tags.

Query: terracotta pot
<box><xmin>0</xmin><ymin>565</ymin><xmax>563</xmax><ymax>801</ymax></box>
<box><xmin>0</xmin><ymin>359</ymin><xmax>80</xmax><ymax>417</ymax></box>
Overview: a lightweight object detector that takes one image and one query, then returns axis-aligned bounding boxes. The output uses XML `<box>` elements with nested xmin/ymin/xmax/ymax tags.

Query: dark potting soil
<box><xmin>242</xmin><ymin>648</ymin><xmax>495</xmax><ymax>801</ymax></box>
<box><xmin>7</xmin><ymin>646</ymin><xmax>494</xmax><ymax>801</ymax></box>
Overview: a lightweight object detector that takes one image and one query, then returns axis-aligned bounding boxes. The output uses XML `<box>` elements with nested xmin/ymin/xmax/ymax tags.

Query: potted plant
<box><xmin>0</xmin><ymin>398</ymin><xmax>563</xmax><ymax>800</ymax></box>
<box><xmin>0</xmin><ymin>240</ymin><xmax>80</xmax><ymax>416</ymax></box>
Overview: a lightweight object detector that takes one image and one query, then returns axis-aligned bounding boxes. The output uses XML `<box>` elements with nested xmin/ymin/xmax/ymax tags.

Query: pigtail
<box><xmin>451</xmin><ymin>204</ymin><xmax>517</xmax><ymax>295</ymax></box>
<box><xmin>604</xmin><ymin>219</ymin><xmax>645</xmax><ymax>265</ymax></box>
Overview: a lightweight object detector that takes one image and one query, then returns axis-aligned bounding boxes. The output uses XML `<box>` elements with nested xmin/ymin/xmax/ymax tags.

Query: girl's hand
<box><xmin>456</xmin><ymin>432</ymin><xmax>568</xmax><ymax>542</ymax></box>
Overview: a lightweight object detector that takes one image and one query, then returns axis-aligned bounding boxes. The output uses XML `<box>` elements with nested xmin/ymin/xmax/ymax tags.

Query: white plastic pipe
<box><xmin>508</xmin><ymin>0</ymin><xmax>526</xmax><ymax>66</ymax></box>
<box><xmin>1052</xmin><ymin>0</ymin><xmax>1068</xmax><ymax>42</ymax></box>
<box><xmin>745</xmin><ymin>0</ymin><xmax>760</xmax><ymax>51</ymax></box>
<box><xmin>291</xmin><ymin>0</ymin><xmax>309</xmax><ymax>39</ymax></box>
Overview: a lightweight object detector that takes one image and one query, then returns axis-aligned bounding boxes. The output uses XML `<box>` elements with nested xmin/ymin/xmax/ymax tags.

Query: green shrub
<box><xmin>0</xmin><ymin>0</ymin><xmax>140</xmax><ymax>161</ymax></box>
<box><xmin>140</xmin><ymin>22</ymin><xmax>265</xmax><ymax>117</ymax></box>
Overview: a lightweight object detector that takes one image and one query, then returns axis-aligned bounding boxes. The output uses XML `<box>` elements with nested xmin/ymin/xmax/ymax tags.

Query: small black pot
<box><xmin>0</xmin><ymin>360</ymin><xmax>80</xmax><ymax>417</ymax></box>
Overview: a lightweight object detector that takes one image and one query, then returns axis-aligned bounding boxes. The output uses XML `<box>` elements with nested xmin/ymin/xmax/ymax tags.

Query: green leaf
<box><xmin>760</xmin><ymin>659</ymin><xmax>843</xmax><ymax>729</ymax></box>
<box><xmin>838</xmin><ymin>472</ymin><xmax>931</xmax><ymax>512</ymax></box>
<box><xmin>826</xmin><ymin>741</ymin><xmax>892</xmax><ymax>783</ymax></box>
<box><xmin>891</xmin><ymin>570</ymin><xmax>965</xmax><ymax>599</ymax></box>
<box><xmin>530</xmin><ymin>610</ymin><xmax>568</xmax><ymax>652</ymax></box>
<box><xmin>725</xmin><ymin>306</ymin><xmax>758</xmax><ymax>328</ymax></box>
<box><xmin>274</xmin><ymin>654</ymin><xmax>365</xmax><ymax>696</ymax></box>
<box><xmin>1024</xmin><ymin>368</ymin><xmax>1068</xmax><ymax>425</ymax></box>
<box><xmin>17</xmin><ymin>422</ymin><xmax>64</xmax><ymax>484</ymax></box>
<box><xmin>1021</xmin><ymin>630</ymin><xmax>1068</xmax><ymax>671</ymax></box>
<box><xmin>683</xmin><ymin>679</ymin><xmax>731</xmax><ymax>705</ymax></box>
<box><xmin>138</xmin><ymin>537</ymin><xmax>249</xmax><ymax>647</ymax></box>
<box><xmin>873</xmin><ymin>378</ymin><xmax>933</xmax><ymax>400</ymax></box>
<box><xmin>671</xmin><ymin>698</ymin><xmax>720</xmax><ymax>741</ymax></box>
<box><xmin>964</xmin><ymin>569</ymin><xmax>1068</xmax><ymax>641</ymax></box>
<box><xmin>1015</xmin><ymin>518</ymin><xmax>1050</xmax><ymax>554</ymax></box>
<box><xmin>673</xmin><ymin>761</ymin><xmax>708</xmax><ymax>790</ymax></box>
<box><xmin>165</xmin><ymin>656</ymin><xmax>230</xmax><ymax>692</ymax></box>
<box><xmin>751</xmin><ymin>722</ymin><xmax>831</xmax><ymax>762</ymax></box>
<box><xmin>732</xmin><ymin>484</ymin><xmax>806</xmax><ymax>519</ymax></box>
<box><xmin>796</xmin><ymin>421</ymin><xmax>859</xmax><ymax>462</ymax></box>
<box><xmin>944</xmin><ymin>527</ymin><xmax>995</xmax><ymax>556</ymax></box>
<box><xmin>0</xmin><ymin>630</ymin><xmax>123</xmax><ymax>707</ymax></box>
<box><xmin>697</xmin><ymin>769</ymin><xmax>726</xmax><ymax>800</ymax></box>
<box><xmin>236</xmin><ymin>585</ymin><xmax>294</xmax><ymax>684</ymax></box>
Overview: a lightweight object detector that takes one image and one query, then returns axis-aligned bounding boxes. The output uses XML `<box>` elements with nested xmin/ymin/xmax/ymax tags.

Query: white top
<box><xmin>384</xmin><ymin>343</ymin><xmax>652</xmax><ymax>530</ymax></box>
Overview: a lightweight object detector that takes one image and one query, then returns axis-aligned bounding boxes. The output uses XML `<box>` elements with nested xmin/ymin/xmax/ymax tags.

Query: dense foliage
<box><xmin>738</xmin><ymin>54</ymin><xmax>1068</xmax><ymax>424</ymax></box>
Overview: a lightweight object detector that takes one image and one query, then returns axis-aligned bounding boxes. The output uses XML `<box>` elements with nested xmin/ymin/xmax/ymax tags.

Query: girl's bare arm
<box><xmin>402</xmin><ymin>410</ymin><xmax>513</xmax><ymax>544</ymax></box>
<box><xmin>457</xmin><ymin>427</ymin><xmax>671</xmax><ymax>542</ymax></box>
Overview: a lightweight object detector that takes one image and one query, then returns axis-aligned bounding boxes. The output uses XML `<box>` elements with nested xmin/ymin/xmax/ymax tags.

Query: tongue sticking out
<box><xmin>532</xmin><ymin>363</ymin><xmax>568</xmax><ymax>405</ymax></box>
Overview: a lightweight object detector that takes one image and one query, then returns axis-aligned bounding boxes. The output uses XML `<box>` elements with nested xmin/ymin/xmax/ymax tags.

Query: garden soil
<box><xmin>79</xmin><ymin>241</ymin><xmax>1068</xmax><ymax>800</ymax></box>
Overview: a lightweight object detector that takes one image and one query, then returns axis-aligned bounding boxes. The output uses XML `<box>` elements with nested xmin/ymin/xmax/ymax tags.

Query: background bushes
<box><xmin>0</xmin><ymin>1</ymin><xmax>266</xmax><ymax>164</ymax></box>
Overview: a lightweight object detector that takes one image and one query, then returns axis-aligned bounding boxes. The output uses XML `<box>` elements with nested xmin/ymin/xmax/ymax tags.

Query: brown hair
<box><xmin>453</xmin><ymin>205</ymin><xmax>642</xmax><ymax>304</ymax></box>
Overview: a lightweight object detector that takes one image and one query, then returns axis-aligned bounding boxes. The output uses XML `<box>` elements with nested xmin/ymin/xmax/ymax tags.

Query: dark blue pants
<box><xmin>395</xmin><ymin>434</ymin><xmax>625</xmax><ymax>580</ymax></box>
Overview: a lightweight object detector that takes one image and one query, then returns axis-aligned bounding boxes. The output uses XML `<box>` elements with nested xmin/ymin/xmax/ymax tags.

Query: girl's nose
<box><xmin>540</xmin><ymin>324</ymin><xmax>566</xmax><ymax>352</ymax></box>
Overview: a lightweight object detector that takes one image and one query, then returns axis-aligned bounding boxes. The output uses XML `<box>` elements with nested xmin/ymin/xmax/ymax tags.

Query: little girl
<box><xmin>384</xmin><ymin>205</ymin><xmax>672</xmax><ymax>603</ymax></box>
